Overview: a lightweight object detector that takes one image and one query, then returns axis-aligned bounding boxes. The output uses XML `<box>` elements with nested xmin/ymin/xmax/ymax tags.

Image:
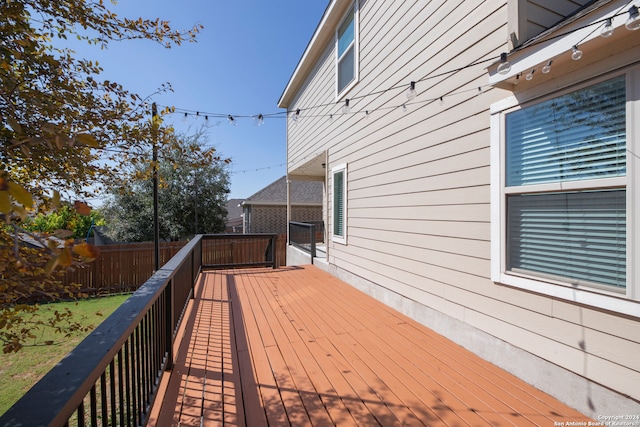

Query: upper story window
<box><xmin>336</xmin><ymin>2</ymin><xmax>358</xmax><ymax>97</ymax></box>
<box><xmin>491</xmin><ymin>68</ymin><xmax>639</xmax><ymax>317</ymax></box>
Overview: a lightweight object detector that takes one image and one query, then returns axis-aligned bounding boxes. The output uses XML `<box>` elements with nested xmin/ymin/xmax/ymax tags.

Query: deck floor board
<box><xmin>149</xmin><ymin>266</ymin><xmax>591</xmax><ymax>426</ymax></box>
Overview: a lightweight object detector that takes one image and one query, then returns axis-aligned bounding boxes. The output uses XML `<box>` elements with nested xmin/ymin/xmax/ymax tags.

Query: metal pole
<box><xmin>152</xmin><ymin>103</ymin><xmax>160</xmax><ymax>271</ymax></box>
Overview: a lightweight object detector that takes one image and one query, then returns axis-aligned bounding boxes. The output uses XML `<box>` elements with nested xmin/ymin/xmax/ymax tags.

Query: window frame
<box><xmin>331</xmin><ymin>163</ymin><xmax>347</xmax><ymax>244</ymax></box>
<box><xmin>490</xmin><ymin>67</ymin><xmax>640</xmax><ymax>317</ymax></box>
<box><xmin>335</xmin><ymin>1</ymin><xmax>359</xmax><ymax>99</ymax></box>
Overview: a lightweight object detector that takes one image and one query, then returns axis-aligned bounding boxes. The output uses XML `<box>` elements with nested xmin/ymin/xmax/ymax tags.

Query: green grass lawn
<box><xmin>0</xmin><ymin>294</ymin><xmax>130</xmax><ymax>416</ymax></box>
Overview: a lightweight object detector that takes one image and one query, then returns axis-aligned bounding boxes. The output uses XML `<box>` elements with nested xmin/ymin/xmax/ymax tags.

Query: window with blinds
<box><xmin>333</xmin><ymin>170</ymin><xmax>344</xmax><ymax>237</ymax></box>
<box><xmin>332</xmin><ymin>164</ymin><xmax>347</xmax><ymax>243</ymax></box>
<box><xmin>504</xmin><ymin>76</ymin><xmax>626</xmax><ymax>290</ymax></box>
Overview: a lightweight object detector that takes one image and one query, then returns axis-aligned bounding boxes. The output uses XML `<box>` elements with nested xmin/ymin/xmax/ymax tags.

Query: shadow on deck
<box><xmin>148</xmin><ymin>266</ymin><xmax>590</xmax><ymax>426</ymax></box>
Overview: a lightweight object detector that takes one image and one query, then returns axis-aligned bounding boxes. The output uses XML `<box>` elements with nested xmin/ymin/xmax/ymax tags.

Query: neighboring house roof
<box><xmin>18</xmin><ymin>232</ymin><xmax>65</xmax><ymax>249</ymax></box>
<box><xmin>242</xmin><ymin>176</ymin><xmax>322</xmax><ymax>206</ymax></box>
<box><xmin>226</xmin><ymin>198</ymin><xmax>244</xmax><ymax>220</ymax></box>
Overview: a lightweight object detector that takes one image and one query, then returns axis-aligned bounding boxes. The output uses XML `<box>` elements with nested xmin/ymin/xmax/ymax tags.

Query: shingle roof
<box><xmin>225</xmin><ymin>198</ymin><xmax>244</xmax><ymax>220</ymax></box>
<box><xmin>244</xmin><ymin>176</ymin><xmax>322</xmax><ymax>205</ymax></box>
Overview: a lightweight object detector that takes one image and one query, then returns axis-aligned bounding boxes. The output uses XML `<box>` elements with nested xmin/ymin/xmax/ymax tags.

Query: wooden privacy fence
<box><xmin>62</xmin><ymin>242</ymin><xmax>187</xmax><ymax>295</ymax></box>
<box><xmin>61</xmin><ymin>235</ymin><xmax>287</xmax><ymax>296</ymax></box>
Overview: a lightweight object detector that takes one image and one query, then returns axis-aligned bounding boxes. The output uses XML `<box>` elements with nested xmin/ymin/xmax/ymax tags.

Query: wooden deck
<box><xmin>148</xmin><ymin>265</ymin><xmax>591</xmax><ymax>426</ymax></box>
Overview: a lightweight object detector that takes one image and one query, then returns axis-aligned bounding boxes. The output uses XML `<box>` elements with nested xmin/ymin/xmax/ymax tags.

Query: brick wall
<box><xmin>247</xmin><ymin>204</ymin><xmax>322</xmax><ymax>234</ymax></box>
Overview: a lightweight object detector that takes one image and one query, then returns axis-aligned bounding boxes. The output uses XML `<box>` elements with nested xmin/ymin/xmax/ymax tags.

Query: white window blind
<box><xmin>333</xmin><ymin>170</ymin><xmax>344</xmax><ymax>237</ymax></box>
<box><xmin>506</xmin><ymin>76</ymin><xmax>626</xmax><ymax>186</ymax></box>
<box><xmin>504</xmin><ymin>76</ymin><xmax>627</xmax><ymax>290</ymax></box>
<box><xmin>507</xmin><ymin>190</ymin><xmax>626</xmax><ymax>289</ymax></box>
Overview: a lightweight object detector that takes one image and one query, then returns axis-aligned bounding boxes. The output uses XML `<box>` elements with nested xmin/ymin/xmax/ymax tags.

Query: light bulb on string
<box><xmin>402</xmin><ymin>103</ymin><xmax>407</xmax><ymax>112</ymax></box>
<box><xmin>571</xmin><ymin>45</ymin><xmax>583</xmax><ymax>61</ymax></box>
<box><xmin>626</xmin><ymin>5</ymin><xmax>640</xmax><ymax>30</ymax></box>
<box><xmin>182</xmin><ymin>112</ymin><xmax>188</xmax><ymax>123</ymax></box>
<box><xmin>541</xmin><ymin>60</ymin><xmax>552</xmax><ymax>74</ymax></box>
<box><xmin>254</xmin><ymin>114</ymin><xmax>264</xmax><ymax>126</ymax></box>
<box><xmin>342</xmin><ymin>99</ymin><xmax>350</xmax><ymax>114</ymax></box>
<box><xmin>292</xmin><ymin>109</ymin><xmax>300</xmax><ymax>123</ymax></box>
<box><xmin>406</xmin><ymin>81</ymin><xmax>417</xmax><ymax>100</ymax></box>
<box><xmin>526</xmin><ymin>69</ymin><xmax>535</xmax><ymax>81</ymax></box>
<box><xmin>227</xmin><ymin>114</ymin><xmax>236</xmax><ymax>126</ymax></box>
<box><xmin>497</xmin><ymin>52</ymin><xmax>511</xmax><ymax>75</ymax></box>
<box><xmin>601</xmin><ymin>18</ymin><xmax>614</xmax><ymax>37</ymax></box>
<box><xmin>513</xmin><ymin>74</ymin><xmax>520</xmax><ymax>85</ymax></box>
<box><xmin>195</xmin><ymin>112</ymin><xmax>200</xmax><ymax>121</ymax></box>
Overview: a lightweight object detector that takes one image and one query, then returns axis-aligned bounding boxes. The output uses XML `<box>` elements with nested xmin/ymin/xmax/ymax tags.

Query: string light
<box><xmin>571</xmin><ymin>45</ymin><xmax>583</xmax><ymax>60</ymax></box>
<box><xmin>165</xmin><ymin>7</ymin><xmax>639</xmax><ymax>125</ymax></box>
<box><xmin>230</xmin><ymin>162</ymin><xmax>286</xmax><ymax>175</ymax></box>
<box><xmin>626</xmin><ymin>5</ymin><xmax>640</xmax><ymax>30</ymax></box>
<box><xmin>497</xmin><ymin>52</ymin><xmax>511</xmax><ymax>75</ymax></box>
<box><xmin>525</xmin><ymin>69</ymin><xmax>535</xmax><ymax>81</ymax></box>
<box><xmin>342</xmin><ymin>99</ymin><xmax>350</xmax><ymax>114</ymax></box>
<box><xmin>600</xmin><ymin>18</ymin><xmax>614</xmax><ymax>37</ymax></box>
<box><xmin>406</xmin><ymin>81</ymin><xmax>417</xmax><ymax>100</ymax></box>
<box><xmin>292</xmin><ymin>109</ymin><xmax>300</xmax><ymax>123</ymax></box>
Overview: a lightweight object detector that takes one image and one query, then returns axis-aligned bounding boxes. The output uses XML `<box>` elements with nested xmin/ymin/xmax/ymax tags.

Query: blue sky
<box><xmin>74</xmin><ymin>1</ymin><xmax>328</xmax><ymax>201</ymax></box>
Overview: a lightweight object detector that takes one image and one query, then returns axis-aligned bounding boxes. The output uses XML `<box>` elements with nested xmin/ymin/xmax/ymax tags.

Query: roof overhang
<box><xmin>488</xmin><ymin>0</ymin><xmax>633</xmax><ymax>88</ymax></box>
<box><xmin>288</xmin><ymin>152</ymin><xmax>326</xmax><ymax>181</ymax></box>
<box><xmin>278</xmin><ymin>0</ymin><xmax>352</xmax><ymax>108</ymax></box>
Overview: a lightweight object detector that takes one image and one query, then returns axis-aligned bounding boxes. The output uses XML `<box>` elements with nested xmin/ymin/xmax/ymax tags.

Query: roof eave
<box><xmin>278</xmin><ymin>0</ymin><xmax>351</xmax><ymax>108</ymax></box>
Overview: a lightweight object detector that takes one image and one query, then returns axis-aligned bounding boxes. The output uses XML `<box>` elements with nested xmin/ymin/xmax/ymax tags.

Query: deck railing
<box><xmin>289</xmin><ymin>221</ymin><xmax>324</xmax><ymax>259</ymax></box>
<box><xmin>0</xmin><ymin>234</ymin><xmax>278</xmax><ymax>427</ymax></box>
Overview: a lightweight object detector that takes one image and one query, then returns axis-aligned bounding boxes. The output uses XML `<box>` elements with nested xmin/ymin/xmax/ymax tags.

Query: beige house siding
<box><xmin>282</xmin><ymin>0</ymin><xmax>640</xmax><ymax>416</ymax></box>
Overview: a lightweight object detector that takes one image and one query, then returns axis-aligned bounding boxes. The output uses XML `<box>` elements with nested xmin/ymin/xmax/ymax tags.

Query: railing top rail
<box><xmin>202</xmin><ymin>233</ymin><xmax>279</xmax><ymax>239</ymax></box>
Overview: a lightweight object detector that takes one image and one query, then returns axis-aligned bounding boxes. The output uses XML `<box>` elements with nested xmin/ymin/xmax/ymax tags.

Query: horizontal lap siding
<box><xmin>286</xmin><ymin>0</ymin><xmax>640</xmax><ymax>403</ymax></box>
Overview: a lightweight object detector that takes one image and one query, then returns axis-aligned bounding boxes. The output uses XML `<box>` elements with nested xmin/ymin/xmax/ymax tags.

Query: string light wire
<box><xmin>159</xmin><ymin>2</ymin><xmax>637</xmax><ymax>124</ymax></box>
